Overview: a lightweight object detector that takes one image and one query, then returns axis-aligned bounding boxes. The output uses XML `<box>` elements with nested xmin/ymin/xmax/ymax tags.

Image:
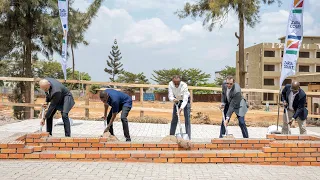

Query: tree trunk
<box><xmin>238</xmin><ymin>1</ymin><xmax>246</xmax><ymax>88</ymax></box>
<box><xmin>71</xmin><ymin>42</ymin><xmax>75</xmax><ymax>80</ymax></box>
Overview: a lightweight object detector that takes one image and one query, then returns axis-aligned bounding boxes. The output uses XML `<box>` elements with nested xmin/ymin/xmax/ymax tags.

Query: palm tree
<box><xmin>176</xmin><ymin>0</ymin><xmax>281</xmax><ymax>88</ymax></box>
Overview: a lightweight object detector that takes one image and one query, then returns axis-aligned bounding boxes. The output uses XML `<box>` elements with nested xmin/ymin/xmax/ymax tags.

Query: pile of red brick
<box><xmin>0</xmin><ymin>133</ymin><xmax>319</xmax><ymax>166</ymax></box>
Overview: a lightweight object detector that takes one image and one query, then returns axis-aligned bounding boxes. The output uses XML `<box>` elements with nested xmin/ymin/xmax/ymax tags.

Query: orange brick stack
<box><xmin>0</xmin><ymin>132</ymin><xmax>319</xmax><ymax>166</ymax></box>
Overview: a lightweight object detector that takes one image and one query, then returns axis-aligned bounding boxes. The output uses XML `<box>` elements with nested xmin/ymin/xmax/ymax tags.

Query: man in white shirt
<box><xmin>168</xmin><ymin>75</ymin><xmax>191</xmax><ymax>139</ymax></box>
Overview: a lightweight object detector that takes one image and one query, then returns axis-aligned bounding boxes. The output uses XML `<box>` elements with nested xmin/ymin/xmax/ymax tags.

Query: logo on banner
<box><xmin>294</xmin><ymin>0</ymin><xmax>304</xmax><ymax>8</ymax></box>
<box><xmin>286</xmin><ymin>35</ymin><xmax>301</xmax><ymax>55</ymax></box>
<box><xmin>59</xmin><ymin>9</ymin><xmax>67</xmax><ymax>17</ymax></box>
<box><xmin>283</xmin><ymin>61</ymin><xmax>295</xmax><ymax>70</ymax></box>
<box><xmin>62</xmin><ymin>50</ymin><xmax>66</xmax><ymax>59</ymax></box>
<box><xmin>290</xmin><ymin>21</ymin><xmax>301</xmax><ymax>29</ymax></box>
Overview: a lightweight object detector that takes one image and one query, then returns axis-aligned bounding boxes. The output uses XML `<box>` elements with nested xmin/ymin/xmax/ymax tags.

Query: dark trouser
<box><xmin>170</xmin><ymin>101</ymin><xmax>191</xmax><ymax>139</ymax></box>
<box><xmin>106</xmin><ymin>106</ymin><xmax>131</xmax><ymax>140</ymax></box>
<box><xmin>219</xmin><ymin>106</ymin><xmax>249</xmax><ymax>138</ymax></box>
<box><xmin>46</xmin><ymin>110</ymin><xmax>71</xmax><ymax>137</ymax></box>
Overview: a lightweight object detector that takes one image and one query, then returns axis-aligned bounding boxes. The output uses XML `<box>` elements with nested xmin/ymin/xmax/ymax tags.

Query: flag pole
<box><xmin>276</xmin><ymin>88</ymin><xmax>281</xmax><ymax>131</ymax></box>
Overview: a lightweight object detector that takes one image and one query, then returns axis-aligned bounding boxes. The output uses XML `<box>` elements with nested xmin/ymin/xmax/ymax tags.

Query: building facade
<box><xmin>236</xmin><ymin>36</ymin><xmax>320</xmax><ymax>105</ymax></box>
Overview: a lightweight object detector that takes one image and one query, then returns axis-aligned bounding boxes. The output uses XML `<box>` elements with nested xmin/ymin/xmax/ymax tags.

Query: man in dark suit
<box><xmin>281</xmin><ymin>81</ymin><xmax>308</xmax><ymax>134</ymax></box>
<box><xmin>219</xmin><ymin>76</ymin><xmax>249</xmax><ymax>138</ymax></box>
<box><xmin>39</xmin><ymin>78</ymin><xmax>75</xmax><ymax>137</ymax></box>
<box><xmin>100</xmin><ymin>89</ymin><xmax>132</xmax><ymax>142</ymax></box>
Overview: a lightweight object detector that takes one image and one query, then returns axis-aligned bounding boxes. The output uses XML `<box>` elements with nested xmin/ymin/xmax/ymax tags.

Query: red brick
<box><xmin>73</xmin><ymin>148</ymin><xmax>86</xmax><ymax>151</ymax></box>
<box><xmin>8</xmin><ymin>154</ymin><xmax>24</xmax><ymax>159</ymax></box>
<box><xmin>16</xmin><ymin>134</ymin><xmax>27</xmax><ymax>141</ymax></box>
<box><xmin>131</xmin><ymin>154</ymin><xmax>145</xmax><ymax>158</ymax></box>
<box><xmin>196</xmin><ymin>158</ymin><xmax>210</xmax><ymax>163</ymax></box>
<box><xmin>138</xmin><ymin>158</ymin><xmax>153</xmax><ymax>162</ymax></box>
<box><xmin>217</xmin><ymin>153</ymin><xmax>230</xmax><ymax>157</ymax></box>
<box><xmin>192</xmin><ymin>144</ymin><xmax>205</xmax><ymax>148</ymax></box>
<box><xmin>86</xmin><ymin>148</ymin><xmax>99</xmax><ymax>151</ymax></box>
<box><xmin>242</xmin><ymin>144</ymin><xmax>253</xmax><ymax>148</ymax></box>
<box><xmin>253</xmin><ymin>144</ymin><xmax>265</xmax><ymax>148</ymax></box>
<box><xmin>0</xmin><ymin>154</ymin><xmax>8</xmax><ymax>159</ymax></box>
<box><xmin>189</xmin><ymin>153</ymin><xmax>203</xmax><ymax>158</ymax></box>
<box><xmin>123</xmin><ymin>158</ymin><xmax>139</xmax><ymax>162</ymax></box>
<box><xmin>270</xmin><ymin>162</ymin><xmax>285</xmax><ymax>165</ymax></box>
<box><xmin>53</xmin><ymin>143</ymin><xmax>65</xmax><ymax>147</ymax></box>
<box><xmin>285</xmin><ymin>143</ymin><xmax>298</xmax><ymax>148</ymax></box>
<box><xmin>162</xmin><ymin>148</ymin><xmax>174</xmax><ymax>151</ymax></box>
<box><xmin>34</xmin><ymin>139</ymin><xmax>46</xmax><ymax>143</ymax></box>
<box><xmin>278</xmin><ymin>148</ymin><xmax>291</xmax><ymax>153</ymax></box>
<box><xmin>206</xmin><ymin>144</ymin><xmax>218</xmax><ymax>148</ymax></box>
<box><xmin>17</xmin><ymin>148</ymin><xmax>33</xmax><ymax>154</ymax></box>
<box><xmin>60</xmin><ymin>148</ymin><xmax>72</xmax><ymax>151</ymax></box>
<box><xmin>297</xmin><ymin>153</ymin><xmax>311</xmax><ymax>157</ymax></box>
<box><xmin>291</xmin><ymin>148</ymin><xmax>304</xmax><ymax>152</ymax></box>
<box><xmin>304</xmin><ymin>157</ymin><xmax>317</xmax><ymax>162</ymax></box>
<box><xmin>47</xmin><ymin>138</ymin><xmax>61</xmax><ymax>143</ymax></box>
<box><xmin>156</xmin><ymin>144</ymin><xmax>170</xmax><ymax>148</ymax></box>
<box><xmin>272</xmin><ymin>153</ymin><xmax>285</xmax><ymax>157</ymax></box>
<box><xmin>111</xmin><ymin>148</ymin><xmax>123</xmax><ymax>151</ymax></box>
<box><xmin>174</xmin><ymin>153</ymin><xmax>189</xmax><ymax>158</ymax></box>
<box><xmin>285</xmin><ymin>162</ymin><xmax>298</xmax><ymax>166</ymax></box>
<box><xmin>46</xmin><ymin>147</ymin><xmax>59</xmax><ymax>151</ymax></box>
<box><xmin>260</xmin><ymin>139</ymin><xmax>272</xmax><ymax>144</ymax></box>
<box><xmin>211</xmin><ymin>139</ymin><xmax>224</xmax><ymax>143</ymax></box>
<box><xmin>168</xmin><ymin>158</ymin><xmax>181</xmax><ymax>163</ymax></box>
<box><xmin>275</xmin><ymin>135</ymin><xmax>288</xmax><ymax>140</ymax></box>
<box><xmin>146</xmin><ymin>153</ymin><xmax>159</xmax><ymax>158</ymax></box>
<box><xmin>298</xmin><ymin>143</ymin><xmax>310</xmax><ymax>148</ymax></box>
<box><xmin>65</xmin><ymin>143</ymin><xmax>79</xmax><ymax>148</ymax></box>
<box><xmin>25</xmin><ymin>139</ymin><xmax>33</xmax><ymax>143</ymax></box>
<box><xmin>40</xmin><ymin>143</ymin><xmax>52</xmax><ymax>147</ymax></box>
<box><xmin>124</xmin><ymin>148</ymin><xmax>136</xmax><ymax>151</ymax></box>
<box><xmin>40</xmin><ymin>154</ymin><xmax>55</xmax><ymax>159</ymax></box>
<box><xmin>0</xmin><ymin>143</ymin><xmax>8</xmax><ymax>149</ymax></box>
<box><xmin>168</xmin><ymin>144</ymin><xmax>178</xmax><ymax>148</ymax></box>
<box><xmin>263</xmin><ymin>147</ymin><xmax>277</xmax><ymax>153</ymax></box>
<box><xmin>258</xmin><ymin>153</ymin><xmax>271</xmax><ymax>157</ymax></box>
<box><xmin>182</xmin><ymin>158</ymin><xmax>195</xmax><ymax>163</ymax></box>
<box><xmin>40</xmin><ymin>132</ymin><xmax>50</xmax><ymax>137</ymax></box>
<box><xmin>270</xmin><ymin>142</ymin><xmax>284</xmax><ymax>148</ymax></box>
<box><xmin>116</xmin><ymin>153</ymin><xmax>130</xmax><ymax>159</ymax></box>
<box><xmin>144</xmin><ymin>144</ymin><xmax>157</xmax><ymax>148</ymax></box>
<box><xmin>298</xmin><ymin>162</ymin><xmax>311</xmax><ymax>166</ymax></box>
<box><xmin>117</xmin><ymin>143</ymin><xmax>131</xmax><ymax>148</ymax></box>
<box><xmin>224</xmin><ymin>158</ymin><xmax>237</xmax><ymax>163</ymax></box>
<box><xmin>91</xmin><ymin>143</ymin><xmax>104</xmax><ymax>148</ymax></box>
<box><xmin>8</xmin><ymin>143</ymin><xmax>24</xmax><ymax>149</ymax></box>
<box><xmin>230</xmin><ymin>153</ymin><xmax>244</xmax><ymax>158</ymax></box>
<box><xmin>79</xmin><ymin>143</ymin><xmax>91</xmax><ymax>148</ymax></box>
<box><xmin>203</xmin><ymin>153</ymin><xmax>217</xmax><ymax>158</ymax></box>
<box><xmin>229</xmin><ymin>144</ymin><xmax>242</xmax><ymax>148</ymax></box>
<box><xmin>291</xmin><ymin>157</ymin><xmax>304</xmax><ymax>162</ymax></box>
<box><xmin>210</xmin><ymin>158</ymin><xmax>223</xmax><ymax>163</ymax></box>
<box><xmin>278</xmin><ymin>157</ymin><xmax>291</xmax><ymax>162</ymax></box>
<box><xmin>150</xmin><ymin>148</ymin><xmax>161</xmax><ymax>151</ymax></box>
<box><xmin>1</xmin><ymin>149</ymin><xmax>16</xmax><ymax>153</ymax></box>
<box><xmin>56</xmin><ymin>154</ymin><xmax>71</xmax><ymax>159</ymax></box>
<box><xmin>131</xmin><ymin>144</ymin><xmax>143</xmax><ymax>148</ymax></box>
<box><xmin>25</xmin><ymin>154</ymin><xmax>40</xmax><ymax>159</ymax></box>
<box><xmin>311</xmin><ymin>143</ymin><xmax>320</xmax><ymax>148</ymax></box>
<box><xmin>153</xmin><ymin>158</ymin><xmax>168</xmax><ymax>163</ymax></box>
<box><xmin>100</xmin><ymin>154</ymin><xmax>115</xmax><ymax>159</ymax></box>
<box><xmin>160</xmin><ymin>153</ymin><xmax>174</xmax><ymax>158</ymax></box>
<box><xmin>99</xmin><ymin>138</ymin><xmax>108</xmax><ymax>142</ymax></box>
<box><xmin>238</xmin><ymin>158</ymin><xmax>251</xmax><ymax>163</ymax></box>
<box><xmin>244</xmin><ymin>153</ymin><xmax>258</xmax><ymax>157</ymax></box>
<box><xmin>27</xmin><ymin>134</ymin><xmax>41</xmax><ymax>139</ymax></box>
<box><xmin>73</xmin><ymin>138</ymin><xmax>87</xmax><ymax>143</ymax></box>
<box><xmin>284</xmin><ymin>153</ymin><xmax>297</xmax><ymax>157</ymax></box>
<box><xmin>218</xmin><ymin>144</ymin><xmax>230</xmax><ymax>148</ymax></box>
<box><xmin>311</xmin><ymin>162</ymin><xmax>320</xmax><ymax>166</ymax></box>
<box><xmin>311</xmin><ymin>153</ymin><xmax>320</xmax><ymax>157</ymax></box>
<box><xmin>247</xmin><ymin>140</ymin><xmax>259</xmax><ymax>144</ymax></box>
<box><xmin>305</xmin><ymin>148</ymin><xmax>317</xmax><ymax>152</ymax></box>
<box><xmin>266</xmin><ymin>134</ymin><xmax>276</xmax><ymax>139</ymax></box>
<box><xmin>87</xmin><ymin>138</ymin><xmax>99</xmax><ymax>143</ymax></box>
<box><xmin>287</xmin><ymin>135</ymin><xmax>299</xmax><ymax>140</ymax></box>
<box><xmin>33</xmin><ymin>146</ymin><xmax>43</xmax><ymax>152</ymax></box>
<box><xmin>252</xmin><ymin>158</ymin><xmax>264</xmax><ymax>162</ymax></box>
<box><xmin>299</xmin><ymin>136</ymin><xmax>312</xmax><ymax>140</ymax></box>
<box><xmin>85</xmin><ymin>154</ymin><xmax>100</xmax><ymax>159</ymax></box>
<box><xmin>265</xmin><ymin>158</ymin><xmax>278</xmax><ymax>162</ymax></box>
<box><xmin>71</xmin><ymin>154</ymin><xmax>86</xmax><ymax>159</ymax></box>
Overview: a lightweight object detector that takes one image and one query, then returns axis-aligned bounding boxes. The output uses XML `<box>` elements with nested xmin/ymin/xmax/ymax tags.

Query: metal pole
<box><xmin>276</xmin><ymin>88</ymin><xmax>281</xmax><ymax>131</ymax></box>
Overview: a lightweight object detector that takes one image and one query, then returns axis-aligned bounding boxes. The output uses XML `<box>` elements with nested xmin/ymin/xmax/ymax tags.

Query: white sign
<box><xmin>58</xmin><ymin>0</ymin><xmax>69</xmax><ymax>80</ymax></box>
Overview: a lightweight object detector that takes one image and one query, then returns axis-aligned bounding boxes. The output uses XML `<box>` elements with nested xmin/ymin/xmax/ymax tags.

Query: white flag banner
<box><xmin>58</xmin><ymin>0</ymin><xmax>69</xmax><ymax>80</ymax></box>
<box><xmin>279</xmin><ymin>0</ymin><xmax>304</xmax><ymax>87</ymax></box>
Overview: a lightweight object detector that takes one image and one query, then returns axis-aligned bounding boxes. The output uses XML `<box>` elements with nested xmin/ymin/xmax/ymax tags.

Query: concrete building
<box><xmin>236</xmin><ymin>36</ymin><xmax>320</xmax><ymax>105</ymax></box>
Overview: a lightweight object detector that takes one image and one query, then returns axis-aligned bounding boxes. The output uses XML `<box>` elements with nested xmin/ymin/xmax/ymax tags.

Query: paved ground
<box><xmin>0</xmin><ymin>160</ymin><xmax>319</xmax><ymax>180</ymax></box>
<box><xmin>1</xmin><ymin>119</ymin><xmax>320</xmax><ymax>142</ymax></box>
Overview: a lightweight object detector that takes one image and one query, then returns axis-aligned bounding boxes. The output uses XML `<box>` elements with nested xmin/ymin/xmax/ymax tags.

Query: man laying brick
<box><xmin>39</xmin><ymin>78</ymin><xmax>75</xmax><ymax>137</ymax></box>
<box><xmin>281</xmin><ymin>81</ymin><xmax>308</xmax><ymax>134</ymax></box>
<box><xmin>100</xmin><ymin>89</ymin><xmax>132</xmax><ymax>142</ymax></box>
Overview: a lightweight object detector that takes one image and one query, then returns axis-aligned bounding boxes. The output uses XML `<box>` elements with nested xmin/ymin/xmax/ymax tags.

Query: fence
<box><xmin>1</xmin><ymin>76</ymin><xmax>320</xmax><ymax>119</ymax></box>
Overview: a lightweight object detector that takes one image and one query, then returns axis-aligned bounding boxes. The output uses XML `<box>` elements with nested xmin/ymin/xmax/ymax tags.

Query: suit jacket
<box><xmin>221</xmin><ymin>82</ymin><xmax>248</xmax><ymax>118</ymax></box>
<box><xmin>44</xmin><ymin>78</ymin><xmax>74</xmax><ymax>119</ymax></box>
<box><xmin>281</xmin><ymin>84</ymin><xmax>308</xmax><ymax>120</ymax></box>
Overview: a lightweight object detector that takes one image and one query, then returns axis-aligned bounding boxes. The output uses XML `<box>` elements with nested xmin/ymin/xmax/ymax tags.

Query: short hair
<box><xmin>226</xmin><ymin>76</ymin><xmax>235</xmax><ymax>82</ymax></box>
<box><xmin>99</xmin><ymin>91</ymin><xmax>108</xmax><ymax>99</ymax></box>
<box><xmin>172</xmin><ymin>75</ymin><xmax>181</xmax><ymax>80</ymax></box>
<box><xmin>39</xmin><ymin>79</ymin><xmax>50</xmax><ymax>86</ymax></box>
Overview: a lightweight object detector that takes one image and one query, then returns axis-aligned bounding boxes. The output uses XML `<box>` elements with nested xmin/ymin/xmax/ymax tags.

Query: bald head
<box><xmin>99</xmin><ymin>91</ymin><xmax>109</xmax><ymax>104</ymax></box>
<box><xmin>39</xmin><ymin>79</ymin><xmax>51</xmax><ymax>92</ymax></box>
<box><xmin>291</xmin><ymin>81</ymin><xmax>300</xmax><ymax>93</ymax></box>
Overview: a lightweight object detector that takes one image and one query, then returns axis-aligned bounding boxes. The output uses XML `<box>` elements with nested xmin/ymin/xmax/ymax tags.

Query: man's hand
<box><xmin>40</xmin><ymin>119</ymin><xmax>45</xmax><ymax>126</ymax></box>
<box><xmin>288</xmin><ymin>118</ymin><xmax>295</xmax><ymax>125</ymax></box>
<box><xmin>283</xmin><ymin>101</ymin><xmax>288</xmax><ymax>107</ymax></box>
<box><xmin>178</xmin><ymin>108</ymin><xmax>183</xmax><ymax>115</ymax></box>
<box><xmin>173</xmin><ymin>99</ymin><xmax>179</xmax><ymax>103</ymax></box>
<box><xmin>42</xmin><ymin>104</ymin><xmax>48</xmax><ymax>108</ymax></box>
<box><xmin>219</xmin><ymin>104</ymin><xmax>225</xmax><ymax>110</ymax></box>
<box><xmin>224</xmin><ymin>117</ymin><xmax>230</xmax><ymax>127</ymax></box>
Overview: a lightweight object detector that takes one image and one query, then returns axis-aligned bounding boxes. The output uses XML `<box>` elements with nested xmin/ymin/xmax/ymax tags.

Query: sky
<box><xmin>62</xmin><ymin>0</ymin><xmax>320</xmax><ymax>82</ymax></box>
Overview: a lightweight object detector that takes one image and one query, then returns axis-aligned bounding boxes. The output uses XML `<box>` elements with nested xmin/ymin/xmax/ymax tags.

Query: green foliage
<box><xmin>90</xmin><ymin>84</ymin><xmax>101</xmax><ymax>94</ymax></box>
<box><xmin>104</xmin><ymin>39</ymin><xmax>124</xmax><ymax>82</ymax></box>
<box><xmin>214</xmin><ymin>66</ymin><xmax>236</xmax><ymax>86</ymax></box>
<box><xmin>152</xmin><ymin>68</ymin><xmax>210</xmax><ymax>86</ymax></box>
<box><xmin>194</xmin><ymin>83</ymin><xmax>217</xmax><ymax>94</ymax></box>
<box><xmin>116</xmin><ymin>71</ymin><xmax>149</xmax><ymax>92</ymax></box>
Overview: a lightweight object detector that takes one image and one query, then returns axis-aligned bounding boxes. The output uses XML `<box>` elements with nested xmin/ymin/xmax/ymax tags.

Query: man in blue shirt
<box><xmin>100</xmin><ymin>89</ymin><xmax>132</xmax><ymax>141</ymax></box>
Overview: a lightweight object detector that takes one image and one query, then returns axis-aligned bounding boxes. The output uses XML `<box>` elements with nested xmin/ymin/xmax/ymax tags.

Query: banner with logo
<box><xmin>279</xmin><ymin>0</ymin><xmax>304</xmax><ymax>87</ymax></box>
<box><xmin>58</xmin><ymin>0</ymin><xmax>69</xmax><ymax>80</ymax></box>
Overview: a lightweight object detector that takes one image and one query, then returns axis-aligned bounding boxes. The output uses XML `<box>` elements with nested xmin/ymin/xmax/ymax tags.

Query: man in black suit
<box><xmin>39</xmin><ymin>78</ymin><xmax>75</xmax><ymax>137</ymax></box>
<box><xmin>281</xmin><ymin>81</ymin><xmax>308</xmax><ymax>134</ymax></box>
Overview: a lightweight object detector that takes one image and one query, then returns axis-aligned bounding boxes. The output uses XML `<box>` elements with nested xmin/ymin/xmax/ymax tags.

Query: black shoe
<box><xmin>126</xmin><ymin>138</ymin><xmax>131</xmax><ymax>142</ymax></box>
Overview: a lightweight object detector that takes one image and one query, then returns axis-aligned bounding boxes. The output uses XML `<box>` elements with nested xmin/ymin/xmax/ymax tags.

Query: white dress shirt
<box><xmin>168</xmin><ymin>81</ymin><xmax>190</xmax><ymax>109</ymax></box>
<box><xmin>288</xmin><ymin>91</ymin><xmax>299</xmax><ymax>111</ymax></box>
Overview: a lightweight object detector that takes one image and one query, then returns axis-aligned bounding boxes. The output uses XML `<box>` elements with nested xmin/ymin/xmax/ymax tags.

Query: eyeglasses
<box><xmin>226</xmin><ymin>83</ymin><xmax>233</xmax><ymax>85</ymax></box>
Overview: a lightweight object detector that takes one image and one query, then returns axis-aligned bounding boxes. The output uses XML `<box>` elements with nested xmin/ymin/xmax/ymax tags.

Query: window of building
<box><xmin>299</xmin><ymin>52</ymin><xmax>310</xmax><ymax>58</ymax></box>
<box><xmin>317</xmin><ymin>52</ymin><xmax>320</xmax><ymax>58</ymax></box>
<box><xmin>282</xmin><ymin>79</ymin><xmax>292</xmax><ymax>86</ymax></box>
<box><xmin>264</xmin><ymin>51</ymin><xmax>275</xmax><ymax>57</ymax></box>
<box><xmin>317</xmin><ymin>66</ymin><xmax>320</xmax><ymax>72</ymax></box>
<box><xmin>264</xmin><ymin>64</ymin><xmax>275</xmax><ymax>71</ymax></box>
<box><xmin>299</xmin><ymin>65</ymin><xmax>309</xmax><ymax>72</ymax></box>
<box><xmin>246</xmin><ymin>78</ymin><xmax>248</xmax><ymax>86</ymax></box>
<box><xmin>300</xmin><ymin>82</ymin><xmax>309</xmax><ymax>86</ymax></box>
<box><xmin>281</xmin><ymin>51</ymin><xmax>284</xmax><ymax>57</ymax></box>
<box><xmin>246</xmin><ymin>53</ymin><xmax>249</xmax><ymax>61</ymax></box>
<box><xmin>263</xmin><ymin>93</ymin><xmax>274</xmax><ymax>101</ymax></box>
<box><xmin>264</xmin><ymin>79</ymin><xmax>274</xmax><ymax>86</ymax></box>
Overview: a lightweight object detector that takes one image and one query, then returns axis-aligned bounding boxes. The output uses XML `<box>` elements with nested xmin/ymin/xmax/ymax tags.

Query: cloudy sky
<box><xmin>66</xmin><ymin>0</ymin><xmax>320</xmax><ymax>82</ymax></box>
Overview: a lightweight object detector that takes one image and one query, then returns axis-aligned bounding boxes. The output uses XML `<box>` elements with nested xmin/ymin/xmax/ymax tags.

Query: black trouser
<box><xmin>106</xmin><ymin>106</ymin><xmax>131</xmax><ymax>140</ymax></box>
<box><xmin>46</xmin><ymin>109</ymin><xmax>71</xmax><ymax>137</ymax></box>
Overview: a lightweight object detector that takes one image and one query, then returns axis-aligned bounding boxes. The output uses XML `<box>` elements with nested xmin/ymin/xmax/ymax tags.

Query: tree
<box><xmin>104</xmin><ymin>39</ymin><xmax>124</xmax><ymax>82</ymax></box>
<box><xmin>116</xmin><ymin>71</ymin><xmax>149</xmax><ymax>92</ymax></box>
<box><xmin>175</xmin><ymin>0</ymin><xmax>281</xmax><ymax>88</ymax></box>
<box><xmin>214</xmin><ymin>66</ymin><xmax>236</xmax><ymax>85</ymax></box>
<box><xmin>152</xmin><ymin>68</ymin><xmax>211</xmax><ymax>86</ymax></box>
